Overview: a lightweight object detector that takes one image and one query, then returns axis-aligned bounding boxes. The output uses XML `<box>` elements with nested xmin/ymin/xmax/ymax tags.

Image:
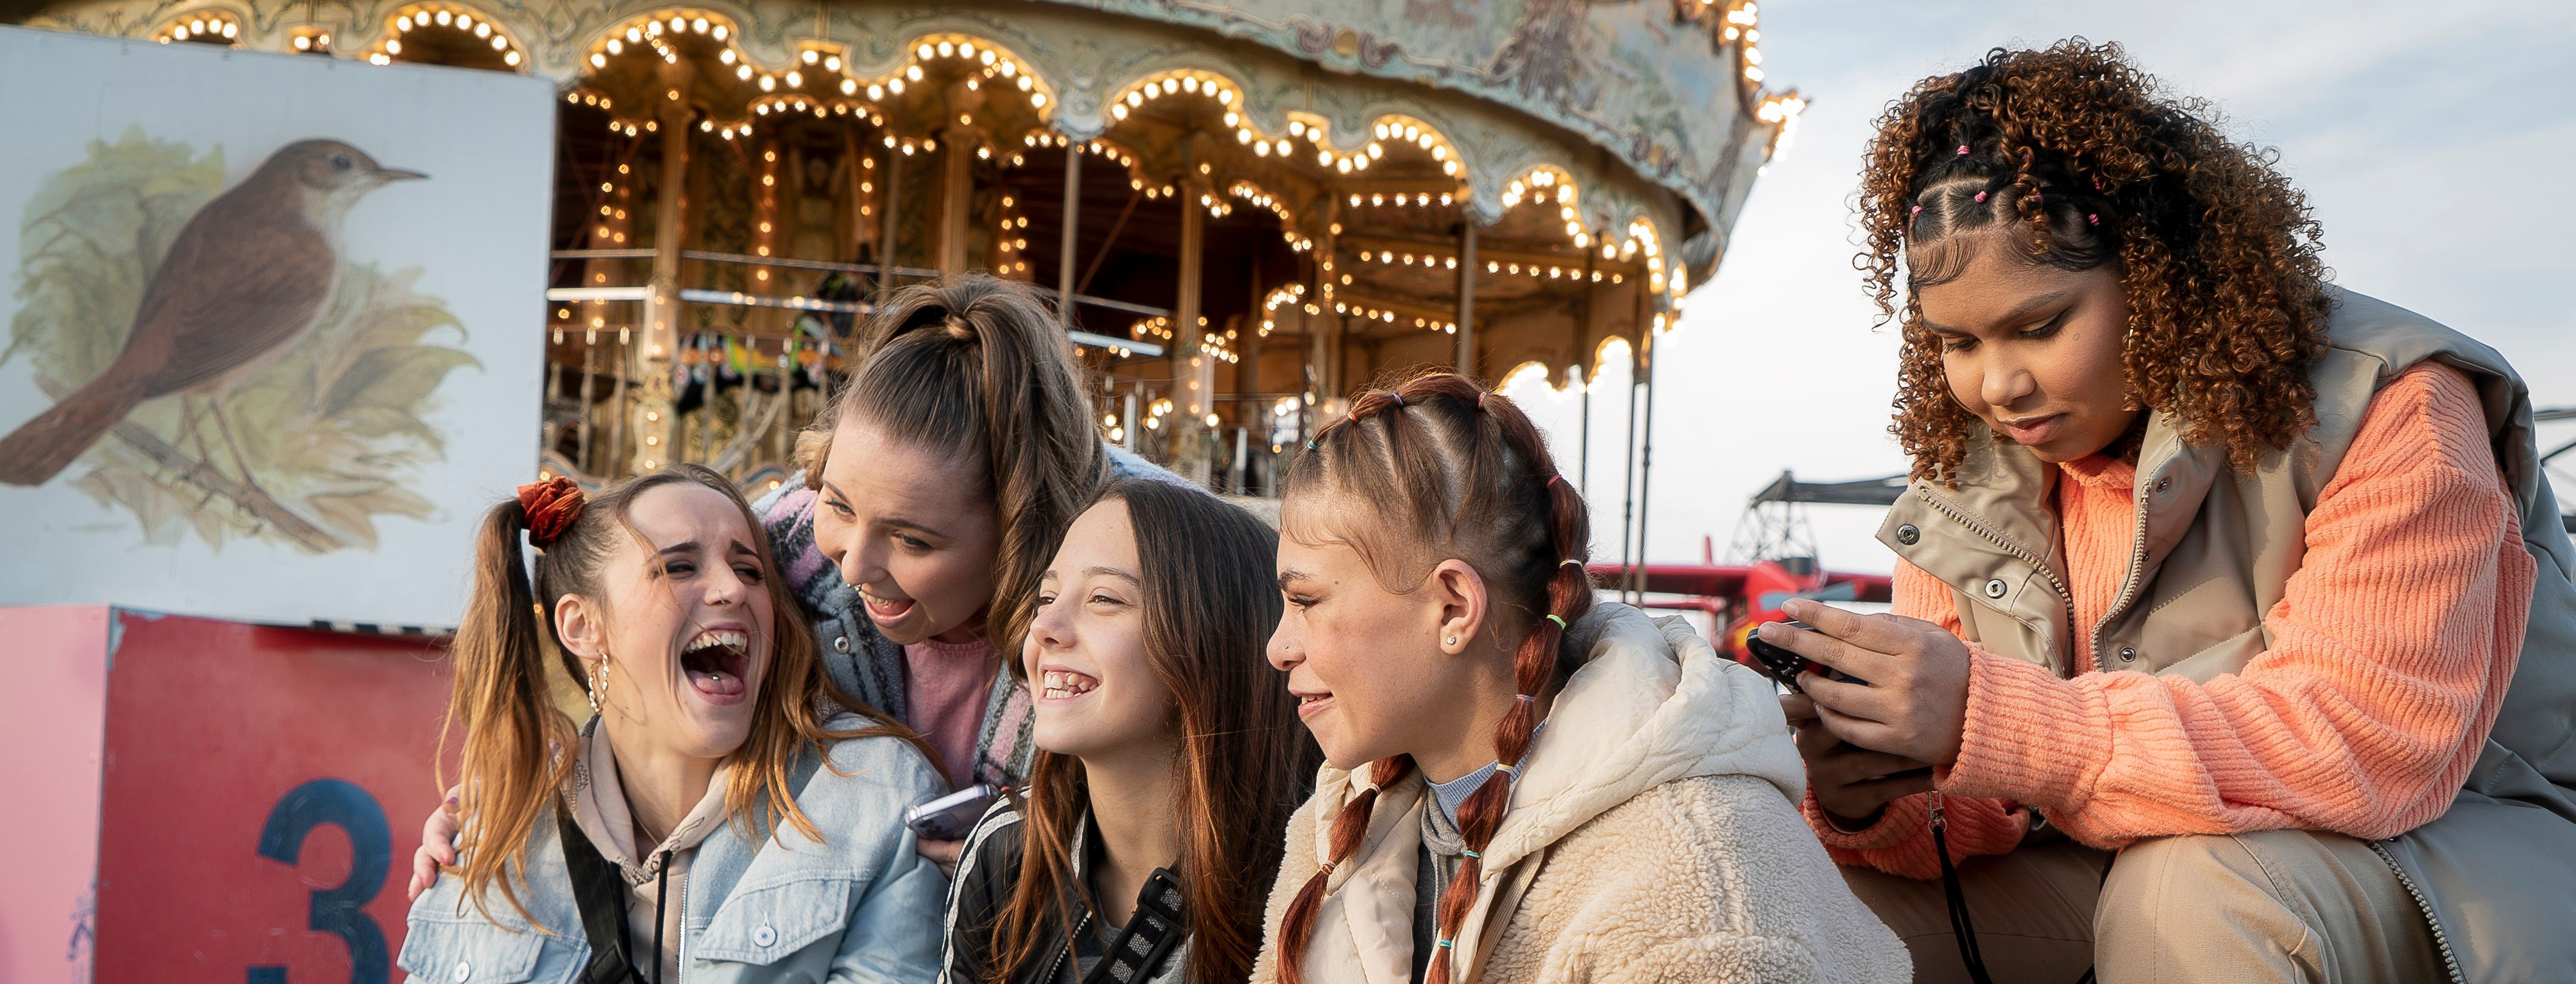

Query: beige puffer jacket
<box><xmin>1249</xmin><ymin>604</ymin><xmax>1909</xmax><ymax>984</ymax></box>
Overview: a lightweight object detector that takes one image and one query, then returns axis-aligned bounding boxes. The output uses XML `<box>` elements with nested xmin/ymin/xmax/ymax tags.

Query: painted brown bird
<box><xmin>0</xmin><ymin>139</ymin><xmax>425</xmax><ymax>486</ymax></box>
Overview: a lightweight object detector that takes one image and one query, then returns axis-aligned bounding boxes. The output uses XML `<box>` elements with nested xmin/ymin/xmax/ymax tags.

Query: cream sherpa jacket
<box><xmin>1249</xmin><ymin>604</ymin><xmax>1908</xmax><ymax>984</ymax></box>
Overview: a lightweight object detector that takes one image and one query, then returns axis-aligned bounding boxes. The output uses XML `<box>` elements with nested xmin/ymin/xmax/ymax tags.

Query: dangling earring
<box><xmin>587</xmin><ymin>653</ymin><xmax>612</xmax><ymax>715</ymax></box>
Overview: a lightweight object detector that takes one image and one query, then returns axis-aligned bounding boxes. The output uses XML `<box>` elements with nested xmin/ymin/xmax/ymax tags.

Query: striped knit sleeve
<box><xmin>1801</xmin><ymin>560</ymin><xmax>2031</xmax><ymax>879</ymax></box>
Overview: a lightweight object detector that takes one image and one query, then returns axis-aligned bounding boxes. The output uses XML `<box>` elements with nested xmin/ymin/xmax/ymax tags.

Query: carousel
<box><xmin>13</xmin><ymin>0</ymin><xmax>1801</xmax><ymax>563</ymax></box>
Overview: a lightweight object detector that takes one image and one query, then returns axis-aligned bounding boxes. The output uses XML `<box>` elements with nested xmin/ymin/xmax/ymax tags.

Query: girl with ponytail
<box><xmin>1249</xmin><ymin>371</ymin><xmax>1905</xmax><ymax>984</ymax></box>
<box><xmin>400</xmin><ymin>466</ymin><xmax>948</xmax><ymax>983</ymax></box>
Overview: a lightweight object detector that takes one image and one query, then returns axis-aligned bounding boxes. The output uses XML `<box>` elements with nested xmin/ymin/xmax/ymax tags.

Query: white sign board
<box><xmin>0</xmin><ymin>26</ymin><xmax>553</xmax><ymax>630</ymax></box>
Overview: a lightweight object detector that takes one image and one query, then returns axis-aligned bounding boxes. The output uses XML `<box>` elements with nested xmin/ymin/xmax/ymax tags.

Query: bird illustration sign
<box><xmin>0</xmin><ymin>26</ymin><xmax>552</xmax><ymax>631</ymax></box>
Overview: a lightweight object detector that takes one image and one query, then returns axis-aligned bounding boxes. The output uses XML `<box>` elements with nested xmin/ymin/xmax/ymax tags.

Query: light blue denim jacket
<box><xmin>398</xmin><ymin>716</ymin><xmax>948</xmax><ymax>983</ymax></box>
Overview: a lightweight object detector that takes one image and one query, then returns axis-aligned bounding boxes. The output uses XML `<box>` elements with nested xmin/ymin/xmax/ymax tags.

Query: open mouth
<box><xmin>681</xmin><ymin>628</ymin><xmax>751</xmax><ymax>703</ymax></box>
<box><xmin>1040</xmin><ymin>669</ymin><xmax>1100</xmax><ymax>701</ymax></box>
<box><xmin>858</xmin><ymin>588</ymin><xmax>916</xmax><ymax>625</ymax></box>
<box><xmin>1293</xmin><ymin>691</ymin><xmax>1334</xmax><ymax>720</ymax></box>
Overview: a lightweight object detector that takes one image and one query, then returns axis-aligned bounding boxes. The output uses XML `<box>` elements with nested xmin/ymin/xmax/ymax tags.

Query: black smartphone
<box><xmin>1745</xmin><ymin>619</ymin><xmax>1869</xmax><ymax>692</ymax></box>
<box><xmin>904</xmin><ymin>783</ymin><xmax>999</xmax><ymax>841</ymax></box>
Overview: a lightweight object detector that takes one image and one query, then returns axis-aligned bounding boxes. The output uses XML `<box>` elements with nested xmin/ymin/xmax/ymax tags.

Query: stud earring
<box><xmin>1445</xmin><ymin>635</ymin><xmax>1459</xmax><ymax>647</ymax></box>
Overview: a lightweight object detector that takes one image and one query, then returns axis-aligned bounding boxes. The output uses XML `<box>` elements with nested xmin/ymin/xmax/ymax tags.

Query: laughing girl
<box><xmin>1251</xmin><ymin>373</ymin><xmax>1905</xmax><ymax>984</ymax></box>
<box><xmin>940</xmin><ymin>480</ymin><xmax>1318</xmax><ymax>984</ymax></box>
<box><xmin>400</xmin><ymin>467</ymin><xmax>945</xmax><ymax>983</ymax></box>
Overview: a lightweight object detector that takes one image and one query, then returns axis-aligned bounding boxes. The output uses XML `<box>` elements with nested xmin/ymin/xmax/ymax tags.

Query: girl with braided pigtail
<box><xmin>1251</xmin><ymin>371</ymin><xmax>1906</xmax><ymax>984</ymax></box>
<box><xmin>1772</xmin><ymin>39</ymin><xmax>2576</xmax><ymax>984</ymax></box>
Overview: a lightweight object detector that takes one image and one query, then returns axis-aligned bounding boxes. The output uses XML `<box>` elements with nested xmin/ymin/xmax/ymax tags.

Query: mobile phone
<box><xmin>904</xmin><ymin>784</ymin><xmax>999</xmax><ymax>841</ymax></box>
<box><xmin>1744</xmin><ymin>620</ymin><xmax>1869</xmax><ymax>692</ymax></box>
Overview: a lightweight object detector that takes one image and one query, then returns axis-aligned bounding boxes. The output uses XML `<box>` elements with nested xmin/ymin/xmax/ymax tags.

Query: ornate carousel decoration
<box><xmin>19</xmin><ymin>0</ymin><xmax>1803</xmax><ymax>556</ymax></box>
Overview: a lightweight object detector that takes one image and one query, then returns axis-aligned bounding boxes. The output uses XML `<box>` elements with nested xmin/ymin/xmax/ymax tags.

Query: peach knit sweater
<box><xmin>1809</xmin><ymin>363</ymin><xmax>2533</xmax><ymax>879</ymax></box>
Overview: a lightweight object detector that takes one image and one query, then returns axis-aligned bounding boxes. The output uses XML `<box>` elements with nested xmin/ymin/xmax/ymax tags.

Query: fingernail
<box><xmin>445</xmin><ymin>794</ymin><xmax>459</xmax><ymax>805</ymax></box>
<box><xmin>1756</xmin><ymin>622</ymin><xmax>1777</xmax><ymax>641</ymax></box>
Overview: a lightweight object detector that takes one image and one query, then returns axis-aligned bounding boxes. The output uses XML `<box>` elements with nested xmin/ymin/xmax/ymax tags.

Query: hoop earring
<box><xmin>587</xmin><ymin>653</ymin><xmax>611</xmax><ymax>715</ymax></box>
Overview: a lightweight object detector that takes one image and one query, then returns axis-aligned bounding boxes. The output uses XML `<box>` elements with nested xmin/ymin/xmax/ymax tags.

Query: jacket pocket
<box><xmin>694</xmin><ymin>875</ymin><xmax>855</xmax><ymax>965</ymax></box>
<box><xmin>397</xmin><ymin>916</ymin><xmax>560</xmax><ymax>984</ymax></box>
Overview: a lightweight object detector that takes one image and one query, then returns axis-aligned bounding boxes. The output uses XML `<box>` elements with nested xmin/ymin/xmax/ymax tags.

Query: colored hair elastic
<box><xmin>1462</xmin><ymin>848</ymin><xmax>1481</xmax><ymax>859</ymax></box>
<box><xmin>1495</xmin><ymin>762</ymin><xmax>1519</xmax><ymax>775</ymax></box>
<box><xmin>1910</xmin><ymin>205</ymin><xmax>1922</xmax><ymax>216</ymax></box>
<box><xmin>1514</xmin><ymin>693</ymin><xmax>1535</xmax><ymax>704</ymax></box>
<box><xmin>1544</xmin><ymin>614</ymin><xmax>1567</xmax><ymax>629</ymax></box>
<box><xmin>2088</xmin><ymin>213</ymin><xmax>2100</xmax><ymax>225</ymax></box>
<box><xmin>1304</xmin><ymin>440</ymin><xmax>1318</xmax><ymax>451</ymax></box>
<box><xmin>1973</xmin><ymin>191</ymin><xmax>1987</xmax><ymax>203</ymax></box>
<box><xmin>1437</xmin><ymin>939</ymin><xmax>1455</xmax><ymax>951</ymax></box>
<box><xmin>1546</xmin><ymin>473</ymin><xmax>1563</xmax><ymax>487</ymax></box>
<box><xmin>1391</xmin><ymin>391</ymin><xmax>1405</xmax><ymax>408</ymax></box>
<box><xmin>1558</xmin><ymin>558</ymin><xmax>1583</xmax><ymax>569</ymax></box>
<box><xmin>1956</xmin><ymin>145</ymin><xmax>1970</xmax><ymax>156</ymax></box>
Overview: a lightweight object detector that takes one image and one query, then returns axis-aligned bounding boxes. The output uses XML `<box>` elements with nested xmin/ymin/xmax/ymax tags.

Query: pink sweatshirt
<box><xmin>1810</xmin><ymin>363</ymin><xmax>2533</xmax><ymax>878</ymax></box>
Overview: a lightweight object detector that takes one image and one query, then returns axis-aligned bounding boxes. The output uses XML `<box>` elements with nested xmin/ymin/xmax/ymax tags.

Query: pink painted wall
<box><xmin>0</xmin><ymin>605</ymin><xmax>111</xmax><ymax>984</ymax></box>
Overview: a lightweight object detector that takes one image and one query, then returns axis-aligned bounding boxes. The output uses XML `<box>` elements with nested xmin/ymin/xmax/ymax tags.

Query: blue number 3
<box><xmin>247</xmin><ymin>778</ymin><xmax>392</xmax><ymax>984</ymax></box>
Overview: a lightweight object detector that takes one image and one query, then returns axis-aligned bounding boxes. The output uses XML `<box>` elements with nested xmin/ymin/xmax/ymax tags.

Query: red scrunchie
<box><xmin>517</xmin><ymin>476</ymin><xmax>586</xmax><ymax>548</ymax></box>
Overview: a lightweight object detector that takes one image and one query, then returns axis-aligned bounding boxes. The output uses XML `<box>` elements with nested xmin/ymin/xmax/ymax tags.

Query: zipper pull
<box><xmin>1928</xmin><ymin>790</ymin><xmax>1947</xmax><ymax>831</ymax></box>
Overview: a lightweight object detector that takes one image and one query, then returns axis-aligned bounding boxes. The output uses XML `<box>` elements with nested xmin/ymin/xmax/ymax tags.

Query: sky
<box><xmin>1506</xmin><ymin>0</ymin><xmax>2576</xmax><ymax>576</ymax></box>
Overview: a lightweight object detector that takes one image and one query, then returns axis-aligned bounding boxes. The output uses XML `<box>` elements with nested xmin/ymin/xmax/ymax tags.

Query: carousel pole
<box><xmin>877</xmin><ymin>147</ymin><xmax>900</xmax><ymax>299</ymax></box>
<box><xmin>635</xmin><ymin>58</ymin><xmax>695</xmax><ymax>473</ymax></box>
<box><xmin>1453</xmin><ymin>219</ymin><xmax>1477</xmax><ymax>377</ymax></box>
<box><xmin>1057</xmin><ymin>143</ymin><xmax>1081</xmax><ymax>331</ymax></box>
<box><xmin>1619</xmin><ymin>294</ymin><xmax>1643</xmax><ymax>600</ymax></box>
<box><xmin>1632</xmin><ymin>315</ymin><xmax>1660</xmax><ymax>604</ymax></box>
<box><xmin>1174</xmin><ymin>164</ymin><xmax>1210</xmax><ymax>487</ymax></box>
<box><xmin>1576</xmin><ymin>235</ymin><xmax>1597</xmax><ymax>494</ymax></box>
<box><xmin>938</xmin><ymin>129</ymin><xmax>971</xmax><ymax>275</ymax></box>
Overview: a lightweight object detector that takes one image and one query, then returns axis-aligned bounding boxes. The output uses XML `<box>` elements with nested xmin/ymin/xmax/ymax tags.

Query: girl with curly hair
<box><xmin>1756</xmin><ymin>40</ymin><xmax>2576</xmax><ymax>983</ymax></box>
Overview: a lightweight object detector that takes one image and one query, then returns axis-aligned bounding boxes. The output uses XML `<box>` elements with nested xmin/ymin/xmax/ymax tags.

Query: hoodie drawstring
<box><xmin>651</xmin><ymin>850</ymin><xmax>671</xmax><ymax>984</ymax></box>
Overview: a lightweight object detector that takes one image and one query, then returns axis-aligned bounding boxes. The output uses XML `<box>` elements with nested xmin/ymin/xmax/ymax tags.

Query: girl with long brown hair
<box><xmin>939</xmin><ymin>478</ymin><xmax>1317</xmax><ymax>984</ymax></box>
<box><xmin>1250</xmin><ymin>371</ymin><xmax>1905</xmax><ymax>984</ymax></box>
<box><xmin>1764</xmin><ymin>40</ymin><xmax>2576</xmax><ymax>984</ymax></box>
<box><xmin>399</xmin><ymin>466</ymin><xmax>948</xmax><ymax>983</ymax></box>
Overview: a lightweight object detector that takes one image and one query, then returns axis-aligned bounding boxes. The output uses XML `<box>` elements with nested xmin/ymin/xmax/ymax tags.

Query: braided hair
<box><xmin>1273</xmin><ymin>371</ymin><xmax>1593</xmax><ymax>984</ymax></box>
<box><xmin>1861</xmin><ymin>40</ymin><xmax>2333</xmax><ymax>480</ymax></box>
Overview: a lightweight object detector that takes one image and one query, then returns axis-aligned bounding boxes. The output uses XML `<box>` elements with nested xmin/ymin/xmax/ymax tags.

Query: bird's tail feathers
<box><xmin>0</xmin><ymin>371</ymin><xmax>151</xmax><ymax>486</ymax></box>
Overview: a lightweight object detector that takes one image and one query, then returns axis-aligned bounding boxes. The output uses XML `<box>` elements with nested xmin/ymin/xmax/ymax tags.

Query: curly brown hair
<box><xmin>1861</xmin><ymin>40</ymin><xmax>2334</xmax><ymax>481</ymax></box>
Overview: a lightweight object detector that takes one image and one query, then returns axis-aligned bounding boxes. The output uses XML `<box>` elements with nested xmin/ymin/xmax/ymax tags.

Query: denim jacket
<box><xmin>398</xmin><ymin>715</ymin><xmax>949</xmax><ymax>983</ymax></box>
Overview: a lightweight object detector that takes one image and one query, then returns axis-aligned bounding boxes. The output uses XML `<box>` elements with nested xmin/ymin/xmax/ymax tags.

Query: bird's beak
<box><xmin>377</xmin><ymin>167</ymin><xmax>429</xmax><ymax>182</ymax></box>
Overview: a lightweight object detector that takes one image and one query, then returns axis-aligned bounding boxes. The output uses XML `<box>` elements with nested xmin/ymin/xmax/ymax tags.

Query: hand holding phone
<box><xmin>905</xmin><ymin>784</ymin><xmax>1000</xmax><ymax>841</ymax></box>
<box><xmin>1745</xmin><ymin>619</ymin><xmax>1870</xmax><ymax>692</ymax></box>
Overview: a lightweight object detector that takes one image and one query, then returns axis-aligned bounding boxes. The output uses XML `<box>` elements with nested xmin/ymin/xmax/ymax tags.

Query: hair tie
<box><xmin>2032</xmin><ymin>190</ymin><xmax>2043</xmax><ymax>203</ymax></box>
<box><xmin>1390</xmin><ymin>391</ymin><xmax>1405</xmax><ymax>408</ymax></box>
<box><xmin>1478</xmin><ymin>392</ymin><xmax>1489</xmax><ymax>410</ymax></box>
<box><xmin>1972</xmin><ymin>191</ymin><xmax>1987</xmax><ymax>204</ymax></box>
<box><xmin>1546</xmin><ymin>473</ymin><xmax>1563</xmax><ymax>488</ymax></box>
<box><xmin>1304</xmin><ymin>439</ymin><xmax>1318</xmax><ymax>451</ymax></box>
<box><xmin>1514</xmin><ymin>693</ymin><xmax>1535</xmax><ymax>704</ymax></box>
<box><xmin>1436</xmin><ymin>938</ymin><xmax>1455</xmax><ymax>951</ymax></box>
<box><xmin>516</xmin><ymin>476</ymin><xmax>585</xmax><ymax>549</ymax></box>
<box><xmin>2087</xmin><ymin>213</ymin><xmax>2100</xmax><ymax>226</ymax></box>
<box><xmin>1544</xmin><ymin>614</ymin><xmax>1567</xmax><ymax>629</ymax></box>
<box><xmin>1558</xmin><ymin>558</ymin><xmax>1582</xmax><ymax>569</ymax></box>
<box><xmin>1462</xmin><ymin>848</ymin><xmax>1481</xmax><ymax>859</ymax></box>
<box><xmin>1494</xmin><ymin>762</ymin><xmax>1519</xmax><ymax>776</ymax></box>
<box><xmin>1956</xmin><ymin>145</ymin><xmax>1970</xmax><ymax>156</ymax></box>
<box><xmin>1317</xmin><ymin>859</ymin><xmax>1336</xmax><ymax>875</ymax></box>
<box><xmin>1909</xmin><ymin>204</ymin><xmax>1922</xmax><ymax>216</ymax></box>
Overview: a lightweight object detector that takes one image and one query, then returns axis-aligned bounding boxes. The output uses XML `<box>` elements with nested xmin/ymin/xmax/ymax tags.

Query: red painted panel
<box><xmin>89</xmin><ymin>610</ymin><xmax>452</xmax><ymax>984</ymax></box>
